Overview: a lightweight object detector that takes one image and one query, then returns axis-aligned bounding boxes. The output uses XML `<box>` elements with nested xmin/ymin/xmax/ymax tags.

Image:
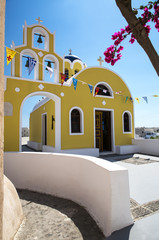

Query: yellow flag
<box><xmin>152</xmin><ymin>95</ymin><xmax>159</xmax><ymax>97</ymax></box>
<box><xmin>135</xmin><ymin>98</ymin><xmax>139</xmax><ymax>103</ymax></box>
<box><xmin>6</xmin><ymin>47</ymin><xmax>16</xmax><ymax>65</ymax></box>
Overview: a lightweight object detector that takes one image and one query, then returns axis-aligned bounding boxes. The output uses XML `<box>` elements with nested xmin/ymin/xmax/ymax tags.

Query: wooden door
<box><xmin>95</xmin><ymin>111</ymin><xmax>103</xmax><ymax>151</ymax></box>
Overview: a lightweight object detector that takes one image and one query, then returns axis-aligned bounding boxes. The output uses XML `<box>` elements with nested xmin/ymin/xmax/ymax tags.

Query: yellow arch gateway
<box><xmin>4</xmin><ymin>21</ymin><xmax>135</xmax><ymax>156</ymax></box>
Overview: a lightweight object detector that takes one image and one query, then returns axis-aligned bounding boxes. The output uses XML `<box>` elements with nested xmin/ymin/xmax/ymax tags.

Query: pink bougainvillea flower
<box><xmin>125</xmin><ymin>25</ymin><xmax>131</xmax><ymax>33</ymax></box>
<box><xmin>117</xmin><ymin>46</ymin><xmax>124</xmax><ymax>53</ymax></box>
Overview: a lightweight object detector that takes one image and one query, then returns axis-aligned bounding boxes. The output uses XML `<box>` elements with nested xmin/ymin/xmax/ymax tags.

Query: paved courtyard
<box><xmin>14</xmin><ymin>153</ymin><xmax>159</xmax><ymax>240</ymax></box>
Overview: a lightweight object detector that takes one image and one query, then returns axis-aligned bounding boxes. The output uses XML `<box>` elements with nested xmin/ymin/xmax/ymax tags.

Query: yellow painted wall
<box><xmin>4</xmin><ymin>67</ymin><xmax>134</xmax><ymax>152</ymax></box>
<box><xmin>64</xmin><ymin>61</ymin><xmax>85</xmax><ymax>78</ymax></box>
<box><xmin>4</xmin><ymin>23</ymin><xmax>134</xmax><ymax>152</ymax></box>
<box><xmin>29</xmin><ymin>67</ymin><xmax>133</xmax><ymax>150</ymax></box>
<box><xmin>30</xmin><ymin>99</ymin><xmax>55</xmax><ymax>147</ymax></box>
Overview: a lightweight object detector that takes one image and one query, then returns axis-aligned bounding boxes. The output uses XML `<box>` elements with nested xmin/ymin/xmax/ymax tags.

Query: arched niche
<box><xmin>32</xmin><ymin>27</ymin><xmax>49</xmax><ymax>52</ymax></box>
<box><xmin>20</xmin><ymin>49</ymin><xmax>39</xmax><ymax>80</ymax></box>
<box><xmin>43</xmin><ymin>54</ymin><xmax>59</xmax><ymax>83</ymax></box>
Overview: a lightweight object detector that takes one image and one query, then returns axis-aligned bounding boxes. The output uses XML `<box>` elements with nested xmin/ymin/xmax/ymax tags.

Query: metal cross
<box><xmin>36</xmin><ymin>17</ymin><xmax>43</xmax><ymax>24</ymax></box>
<box><xmin>97</xmin><ymin>56</ymin><xmax>104</xmax><ymax>66</ymax></box>
<box><xmin>69</xmin><ymin>49</ymin><xmax>72</xmax><ymax>55</ymax></box>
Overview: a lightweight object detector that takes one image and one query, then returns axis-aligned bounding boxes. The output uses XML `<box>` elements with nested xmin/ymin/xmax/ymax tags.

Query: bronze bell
<box><xmin>25</xmin><ymin>59</ymin><xmax>29</xmax><ymax>68</ymax></box>
<box><xmin>46</xmin><ymin>61</ymin><xmax>52</xmax><ymax>70</ymax></box>
<box><xmin>37</xmin><ymin>34</ymin><xmax>43</xmax><ymax>44</ymax></box>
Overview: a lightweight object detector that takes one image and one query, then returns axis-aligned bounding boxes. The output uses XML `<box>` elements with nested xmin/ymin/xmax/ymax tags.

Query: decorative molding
<box><xmin>15</xmin><ymin>87</ymin><xmax>20</xmax><ymax>92</ymax></box>
<box><xmin>38</xmin><ymin>84</ymin><xmax>44</xmax><ymax>90</ymax></box>
<box><xmin>38</xmin><ymin>51</ymin><xmax>43</xmax><ymax>57</ymax></box>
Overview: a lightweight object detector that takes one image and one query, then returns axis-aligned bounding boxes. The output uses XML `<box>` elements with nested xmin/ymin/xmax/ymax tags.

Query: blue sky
<box><xmin>5</xmin><ymin>0</ymin><xmax>159</xmax><ymax>128</ymax></box>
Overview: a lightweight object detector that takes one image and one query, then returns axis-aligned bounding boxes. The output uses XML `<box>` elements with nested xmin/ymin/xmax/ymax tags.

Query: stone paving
<box><xmin>122</xmin><ymin>156</ymin><xmax>158</xmax><ymax>165</ymax></box>
<box><xmin>130</xmin><ymin>198</ymin><xmax>159</xmax><ymax>221</ymax></box>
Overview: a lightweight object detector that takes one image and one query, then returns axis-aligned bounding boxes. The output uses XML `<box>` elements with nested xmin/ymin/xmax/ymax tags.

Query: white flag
<box><xmin>103</xmin><ymin>89</ymin><xmax>107</xmax><ymax>94</ymax></box>
<box><xmin>46</xmin><ymin>66</ymin><xmax>53</xmax><ymax>79</ymax></box>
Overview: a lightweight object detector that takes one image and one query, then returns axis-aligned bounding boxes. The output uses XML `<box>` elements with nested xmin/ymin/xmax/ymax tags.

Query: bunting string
<box><xmin>5</xmin><ymin>45</ymin><xmax>159</xmax><ymax>103</ymax></box>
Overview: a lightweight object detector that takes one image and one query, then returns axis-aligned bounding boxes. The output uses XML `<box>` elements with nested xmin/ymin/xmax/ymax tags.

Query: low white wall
<box><xmin>4</xmin><ymin>152</ymin><xmax>133</xmax><ymax>237</ymax></box>
<box><xmin>42</xmin><ymin>145</ymin><xmax>99</xmax><ymax>157</ymax></box>
<box><xmin>132</xmin><ymin>139</ymin><xmax>159</xmax><ymax>156</ymax></box>
<box><xmin>116</xmin><ymin>144</ymin><xmax>139</xmax><ymax>155</ymax></box>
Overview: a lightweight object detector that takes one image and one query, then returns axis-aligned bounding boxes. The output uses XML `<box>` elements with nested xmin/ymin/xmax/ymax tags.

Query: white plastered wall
<box><xmin>4</xmin><ymin>152</ymin><xmax>133</xmax><ymax>237</ymax></box>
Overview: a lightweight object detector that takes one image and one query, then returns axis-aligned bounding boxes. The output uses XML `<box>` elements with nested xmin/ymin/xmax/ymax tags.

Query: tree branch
<box><xmin>115</xmin><ymin>0</ymin><xmax>159</xmax><ymax>76</ymax></box>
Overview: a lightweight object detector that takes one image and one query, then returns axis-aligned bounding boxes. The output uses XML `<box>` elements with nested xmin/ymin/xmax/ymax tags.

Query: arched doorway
<box><xmin>19</xmin><ymin>91</ymin><xmax>61</xmax><ymax>152</ymax></box>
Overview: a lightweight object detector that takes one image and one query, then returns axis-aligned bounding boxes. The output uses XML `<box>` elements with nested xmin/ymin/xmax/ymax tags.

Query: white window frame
<box><xmin>122</xmin><ymin>111</ymin><xmax>132</xmax><ymax>134</ymax></box>
<box><xmin>69</xmin><ymin>107</ymin><xmax>84</xmax><ymax>135</ymax></box>
<box><xmin>93</xmin><ymin>82</ymin><xmax>114</xmax><ymax>98</ymax></box>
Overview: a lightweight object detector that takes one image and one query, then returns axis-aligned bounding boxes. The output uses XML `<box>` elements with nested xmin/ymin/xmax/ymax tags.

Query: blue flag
<box><xmin>125</xmin><ymin>96</ymin><xmax>128</xmax><ymax>103</ymax></box>
<box><xmin>130</xmin><ymin>97</ymin><xmax>133</xmax><ymax>103</ymax></box>
<box><xmin>28</xmin><ymin>57</ymin><xmax>37</xmax><ymax>75</ymax></box>
<box><xmin>142</xmin><ymin>96</ymin><xmax>148</xmax><ymax>104</ymax></box>
<box><xmin>88</xmin><ymin>84</ymin><xmax>93</xmax><ymax>94</ymax></box>
<box><xmin>73</xmin><ymin>78</ymin><xmax>78</xmax><ymax>90</ymax></box>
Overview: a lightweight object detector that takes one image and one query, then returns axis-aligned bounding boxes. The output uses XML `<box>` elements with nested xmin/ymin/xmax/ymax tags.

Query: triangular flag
<box><xmin>115</xmin><ymin>91</ymin><xmax>122</xmax><ymax>95</ymax></box>
<box><xmin>28</xmin><ymin>57</ymin><xmax>36</xmax><ymax>75</ymax></box>
<box><xmin>88</xmin><ymin>84</ymin><xmax>93</xmax><ymax>94</ymax></box>
<box><xmin>125</xmin><ymin>96</ymin><xmax>128</xmax><ymax>103</ymax></box>
<box><xmin>103</xmin><ymin>89</ymin><xmax>107</xmax><ymax>94</ymax></box>
<box><xmin>130</xmin><ymin>97</ymin><xmax>133</xmax><ymax>103</ymax></box>
<box><xmin>6</xmin><ymin>47</ymin><xmax>16</xmax><ymax>65</ymax></box>
<box><xmin>142</xmin><ymin>96</ymin><xmax>148</xmax><ymax>104</ymax></box>
<box><xmin>135</xmin><ymin>98</ymin><xmax>140</xmax><ymax>103</ymax></box>
<box><xmin>46</xmin><ymin>66</ymin><xmax>53</xmax><ymax>79</ymax></box>
<box><xmin>73</xmin><ymin>78</ymin><xmax>78</xmax><ymax>90</ymax></box>
<box><xmin>94</xmin><ymin>87</ymin><xmax>99</xmax><ymax>96</ymax></box>
<box><xmin>152</xmin><ymin>95</ymin><xmax>159</xmax><ymax>97</ymax></box>
<box><xmin>60</xmin><ymin>73</ymin><xmax>66</xmax><ymax>86</ymax></box>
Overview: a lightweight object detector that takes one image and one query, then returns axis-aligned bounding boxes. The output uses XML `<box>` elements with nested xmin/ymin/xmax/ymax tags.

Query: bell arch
<box><xmin>32</xmin><ymin>26</ymin><xmax>49</xmax><ymax>51</ymax></box>
<box><xmin>20</xmin><ymin>49</ymin><xmax>39</xmax><ymax>80</ymax></box>
<box><xmin>19</xmin><ymin>91</ymin><xmax>61</xmax><ymax>152</ymax></box>
<box><xmin>43</xmin><ymin>54</ymin><xmax>59</xmax><ymax>83</ymax></box>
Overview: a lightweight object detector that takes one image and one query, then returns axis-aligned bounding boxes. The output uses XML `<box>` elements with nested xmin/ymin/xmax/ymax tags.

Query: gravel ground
<box><xmin>14</xmin><ymin>189</ymin><xmax>105</xmax><ymax>240</ymax></box>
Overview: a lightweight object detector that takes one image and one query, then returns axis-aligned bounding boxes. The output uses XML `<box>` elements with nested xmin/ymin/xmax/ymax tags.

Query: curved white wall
<box><xmin>4</xmin><ymin>152</ymin><xmax>133</xmax><ymax>237</ymax></box>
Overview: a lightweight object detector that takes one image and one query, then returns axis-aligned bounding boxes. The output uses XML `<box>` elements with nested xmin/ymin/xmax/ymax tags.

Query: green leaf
<box><xmin>140</xmin><ymin>5</ymin><xmax>144</xmax><ymax>9</ymax></box>
<box><xmin>133</xmin><ymin>10</ymin><xmax>138</xmax><ymax>15</ymax></box>
<box><xmin>149</xmin><ymin>4</ymin><xmax>153</xmax><ymax>9</ymax></box>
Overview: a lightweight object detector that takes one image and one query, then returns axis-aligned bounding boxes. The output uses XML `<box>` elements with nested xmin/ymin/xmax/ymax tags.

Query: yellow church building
<box><xmin>4</xmin><ymin>19</ymin><xmax>137</xmax><ymax>156</ymax></box>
